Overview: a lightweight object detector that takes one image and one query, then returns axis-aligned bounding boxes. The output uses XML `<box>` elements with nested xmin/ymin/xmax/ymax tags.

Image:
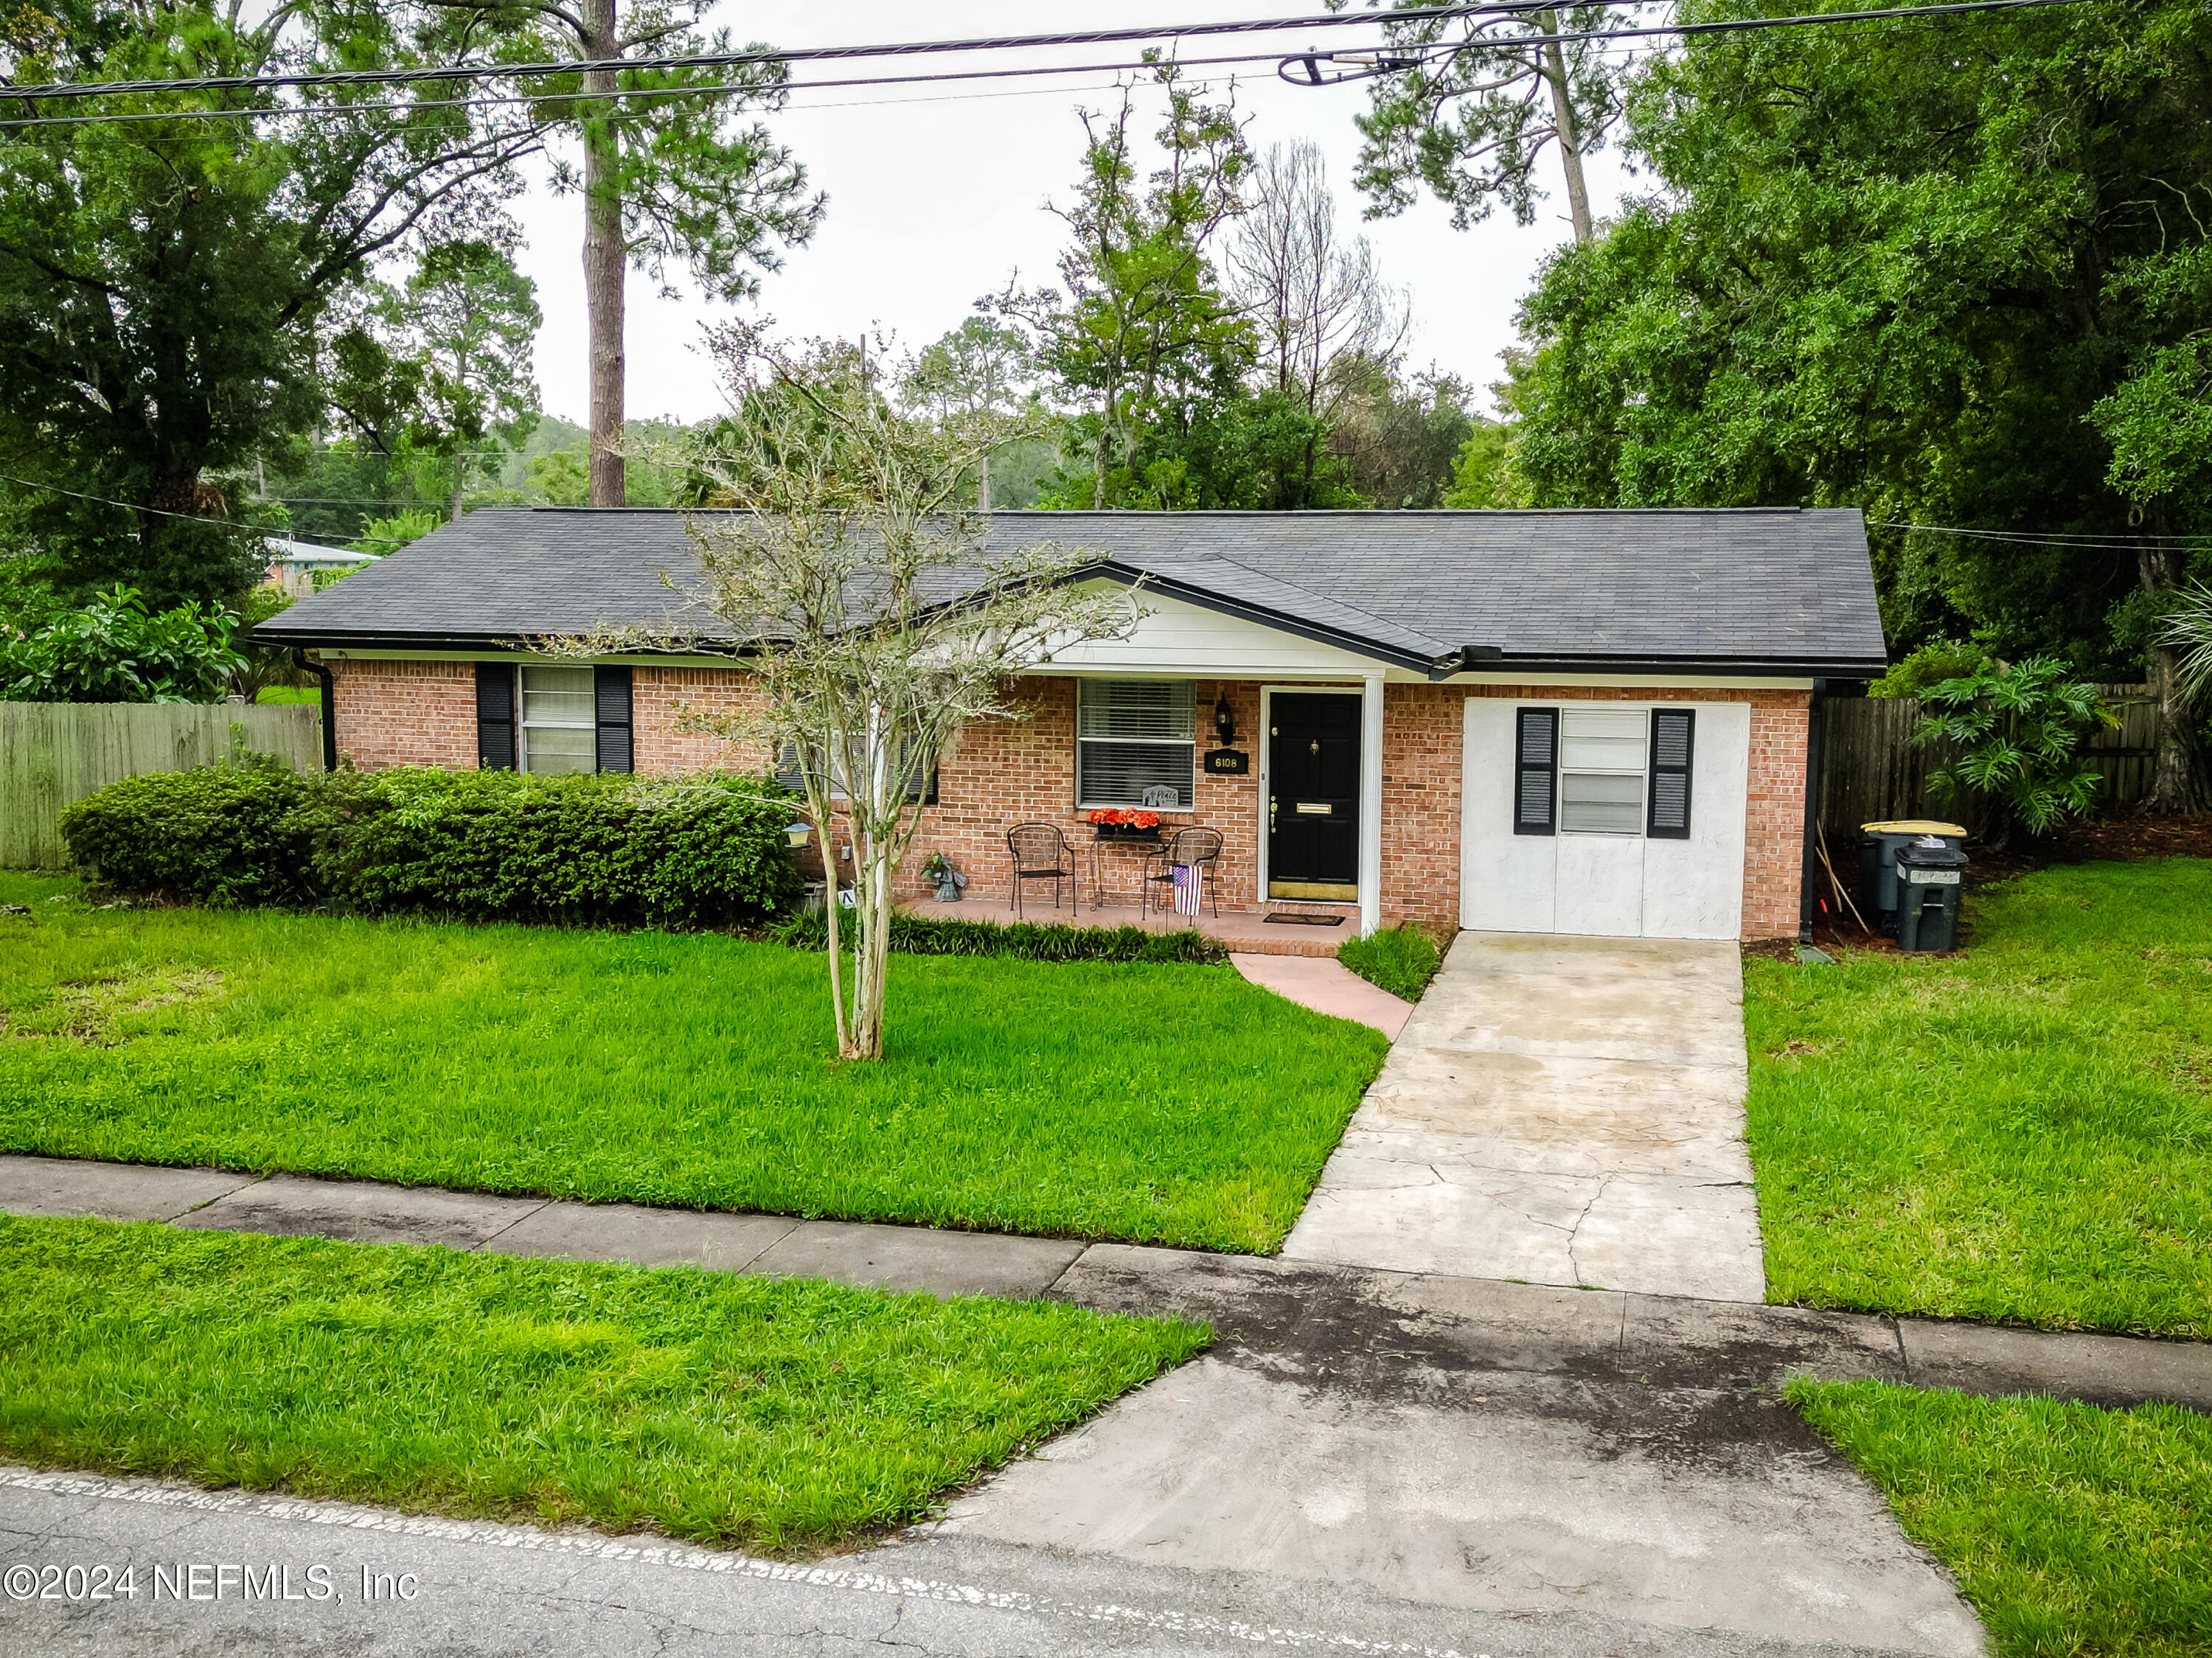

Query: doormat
<box><xmin>1264</xmin><ymin>913</ymin><xmax>1346</xmax><ymax>927</ymax></box>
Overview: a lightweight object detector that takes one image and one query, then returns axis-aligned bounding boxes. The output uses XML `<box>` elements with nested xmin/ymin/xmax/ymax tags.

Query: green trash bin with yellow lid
<box><xmin>1860</xmin><ymin>819</ymin><xmax>1966</xmax><ymax>932</ymax></box>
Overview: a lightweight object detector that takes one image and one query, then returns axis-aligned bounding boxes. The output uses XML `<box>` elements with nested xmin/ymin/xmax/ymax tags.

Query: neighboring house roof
<box><xmin>265</xmin><ymin>536</ymin><xmax>375</xmax><ymax>567</ymax></box>
<box><xmin>252</xmin><ymin>506</ymin><xmax>1889</xmax><ymax>678</ymax></box>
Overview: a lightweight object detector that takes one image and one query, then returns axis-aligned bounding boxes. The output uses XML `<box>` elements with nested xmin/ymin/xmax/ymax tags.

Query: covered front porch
<box><xmin>904</xmin><ymin>593</ymin><xmax>1397</xmax><ymax>939</ymax></box>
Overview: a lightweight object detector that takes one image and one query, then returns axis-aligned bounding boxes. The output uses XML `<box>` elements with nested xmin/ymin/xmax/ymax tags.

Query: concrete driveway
<box><xmin>1281</xmin><ymin>931</ymin><xmax>1766</xmax><ymax>1302</ymax></box>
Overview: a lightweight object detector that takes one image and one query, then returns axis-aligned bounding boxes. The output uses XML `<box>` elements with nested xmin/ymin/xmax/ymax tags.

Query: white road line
<box><xmin>1</xmin><ymin>1467</ymin><xmax>1490</xmax><ymax>1657</ymax></box>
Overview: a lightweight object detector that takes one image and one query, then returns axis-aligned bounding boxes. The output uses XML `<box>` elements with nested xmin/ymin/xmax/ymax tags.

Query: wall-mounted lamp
<box><xmin>1213</xmin><ymin>694</ymin><xmax>1237</xmax><ymax>744</ymax></box>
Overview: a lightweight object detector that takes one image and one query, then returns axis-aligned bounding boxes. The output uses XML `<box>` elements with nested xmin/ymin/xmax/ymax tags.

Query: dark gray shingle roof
<box><xmin>256</xmin><ymin>506</ymin><xmax>1888</xmax><ymax>675</ymax></box>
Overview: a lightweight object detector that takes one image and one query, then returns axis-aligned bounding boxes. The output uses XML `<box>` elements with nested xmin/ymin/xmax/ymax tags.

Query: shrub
<box><xmin>1868</xmin><ymin>638</ymin><xmax>1994</xmax><ymax>700</ymax></box>
<box><xmin>773</xmin><ymin>910</ymin><xmax>1230</xmax><ymax>965</ymax></box>
<box><xmin>58</xmin><ymin>753</ymin><xmax>330</xmax><ymax>908</ymax></box>
<box><xmin>321</xmin><ymin>770</ymin><xmax>801</xmax><ymax>925</ymax></box>
<box><xmin>1338</xmin><ymin>925</ymin><xmax>1441</xmax><ymax>1002</ymax></box>
<box><xmin>1</xmin><ymin>584</ymin><xmax>243</xmax><ymax>703</ymax></box>
<box><xmin>62</xmin><ymin>765</ymin><xmax>801</xmax><ymax>927</ymax></box>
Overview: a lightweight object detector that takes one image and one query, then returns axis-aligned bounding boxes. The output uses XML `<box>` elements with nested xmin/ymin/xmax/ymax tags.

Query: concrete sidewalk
<box><xmin>10</xmin><ymin>1153</ymin><xmax>2212</xmax><ymax>1657</ymax></box>
<box><xmin>3</xmin><ymin>1152</ymin><xmax>2208</xmax><ymax>1413</ymax></box>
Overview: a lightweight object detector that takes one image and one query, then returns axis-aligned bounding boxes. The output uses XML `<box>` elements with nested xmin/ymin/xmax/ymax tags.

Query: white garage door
<box><xmin>1458</xmin><ymin>699</ymin><xmax>1750</xmax><ymax>941</ymax></box>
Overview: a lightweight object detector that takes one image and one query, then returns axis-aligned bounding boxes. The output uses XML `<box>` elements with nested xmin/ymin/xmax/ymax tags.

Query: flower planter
<box><xmin>1093</xmin><ymin>825</ymin><xmax>1162</xmax><ymax>843</ymax></box>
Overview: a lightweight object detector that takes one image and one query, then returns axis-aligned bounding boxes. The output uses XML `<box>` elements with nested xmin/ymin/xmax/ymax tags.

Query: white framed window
<box><xmin>1557</xmin><ymin>707</ymin><xmax>1646</xmax><ymax>835</ymax></box>
<box><xmin>518</xmin><ymin>664</ymin><xmax>597</xmax><ymax>774</ymax></box>
<box><xmin>1077</xmin><ymin>680</ymin><xmax>1194</xmax><ymax>809</ymax></box>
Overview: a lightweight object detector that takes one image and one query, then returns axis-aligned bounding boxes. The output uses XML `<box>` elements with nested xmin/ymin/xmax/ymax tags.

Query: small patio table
<box><xmin>1085</xmin><ymin>834</ymin><xmax>1164</xmax><ymax>911</ymax></box>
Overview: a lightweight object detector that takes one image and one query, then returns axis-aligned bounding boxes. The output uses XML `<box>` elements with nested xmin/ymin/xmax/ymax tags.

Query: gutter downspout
<box><xmin>293</xmin><ymin>649</ymin><xmax>338</xmax><ymax>773</ymax></box>
<box><xmin>1798</xmin><ymin>678</ymin><xmax>1827</xmax><ymax>946</ymax></box>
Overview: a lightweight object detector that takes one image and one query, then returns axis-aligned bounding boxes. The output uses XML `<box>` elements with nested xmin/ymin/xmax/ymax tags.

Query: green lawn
<box><xmin>0</xmin><ymin>872</ymin><xmax>1385</xmax><ymax>1252</ymax></box>
<box><xmin>1745</xmin><ymin>858</ymin><xmax>2212</xmax><ymax>1336</ymax></box>
<box><xmin>0</xmin><ymin>1216</ymin><xmax>1205</xmax><ymax>1550</ymax></box>
<box><xmin>1792</xmin><ymin>1379</ymin><xmax>2212</xmax><ymax>1658</ymax></box>
<box><xmin>1338</xmin><ymin>924</ymin><xmax>1441</xmax><ymax>1002</ymax></box>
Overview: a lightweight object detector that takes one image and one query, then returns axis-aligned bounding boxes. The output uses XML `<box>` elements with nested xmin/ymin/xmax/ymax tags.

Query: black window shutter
<box><xmin>594</xmin><ymin>666</ymin><xmax>633</xmax><ymax>773</ymax></box>
<box><xmin>476</xmin><ymin>663</ymin><xmax>516</xmax><ymax>771</ymax></box>
<box><xmin>1647</xmin><ymin>708</ymin><xmax>1695</xmax><ymax>839</ymax></box>
<box><xmin>773</xmin><ymin>742</ymin><xmax>807</xmax><ymax>793</ymax></box>
<box><xmin>903</xmin><ymin>742</ymin><xmax>939</xmax><ymax>806</ymax></box>
<box><xmin>1513</xmin><ymin>708</ymin><xmax>1557</xmax><ymax>835</ymax></box>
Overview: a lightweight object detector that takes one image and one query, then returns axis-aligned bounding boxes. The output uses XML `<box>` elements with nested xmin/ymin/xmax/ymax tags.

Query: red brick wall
<box><xmin>328</xmin><ymin>659</ymin><xmax>476</xmax><ymax>771</ymax></box>
<box><xmin>1379</xmin><ymin>683</ymin><xmax>1811</xmax><ymax>942</ymax></box>
<box><xmin>630</xmin><ymin>666</ymin><xmax>773</xmax><ymax>775</ymax></box>
<box><xmin>327</xmin><ymin>658</ymin><xmax>1809</xmax><ymax>938</ymax></box>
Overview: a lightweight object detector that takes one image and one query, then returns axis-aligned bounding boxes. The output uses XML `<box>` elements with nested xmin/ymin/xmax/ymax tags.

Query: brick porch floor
<box><xmin>902</xmin><ymin>894</ymin><xmax>1357</xmax><ymax>958</ymax></box>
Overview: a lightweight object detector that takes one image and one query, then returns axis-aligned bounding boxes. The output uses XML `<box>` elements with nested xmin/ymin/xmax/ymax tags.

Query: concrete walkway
<box><xmin>1229</xmin><ymin>952</ymin><xmax>1413</xmax><ymax>1038</ymax></box>
<box><xmin>1281</xmin><ymin>931</ymin><xmax>1765</xmax><ymax>1301</ymax></box>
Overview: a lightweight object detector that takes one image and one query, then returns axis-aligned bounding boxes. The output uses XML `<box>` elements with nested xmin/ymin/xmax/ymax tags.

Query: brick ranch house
<box><xmin>257</xmin><ymin>507</ymin><xmax>1887</xmax><ymax>943</ymax></box>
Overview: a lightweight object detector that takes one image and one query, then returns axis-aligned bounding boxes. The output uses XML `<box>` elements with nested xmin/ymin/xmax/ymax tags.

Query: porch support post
<box><xmin>1358</xmin><ymin>671</ymin><xmax>1385</xmax><ymax>937</ymax></box>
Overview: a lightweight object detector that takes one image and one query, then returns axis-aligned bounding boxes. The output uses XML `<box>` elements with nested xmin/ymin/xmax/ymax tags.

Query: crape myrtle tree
<box><xmin>604</xmin><ymin>330</ymin><xmax>1138</xmax><ymax>1061</ymax></box>
<box><xmin>1502</xmin><ymin>0</ymin><xmax>2212</xmax><ymax>809</ymax></box>
<box><xmin>422</xmin><ymin>0</ymin><xmax>821</xmax><ymax>506</ymax></box>
<box><xmin>0</xmin><ymin>0</ymin><xmax>546</xmax><ymax>610</ymax></box>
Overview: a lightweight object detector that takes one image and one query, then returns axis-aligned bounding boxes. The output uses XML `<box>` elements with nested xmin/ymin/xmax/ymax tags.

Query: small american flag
<box><xmin>1172</xmin><ymin>862</ymin><xmax>1202</xmax><ymax>917</ymax></box>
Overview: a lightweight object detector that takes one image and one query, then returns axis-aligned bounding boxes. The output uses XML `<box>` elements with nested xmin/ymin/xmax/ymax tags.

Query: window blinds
<box><xmin>1077</xmin><ymin>680</ymin><xmax>1194</xmax><ymax>808</ymax></box>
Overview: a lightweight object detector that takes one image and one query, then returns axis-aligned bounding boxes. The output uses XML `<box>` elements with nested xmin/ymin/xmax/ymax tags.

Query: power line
<box><xmin>0</xmin><ymin>49</ymin><xmax>1287</xmax><ymax>131</ymax></box>
<box><xmin>0</xmin><ymin>6</ymin><xmax>1528</xmax><ymax>102</ymax></box>
<box><xmin>0</xmin><ymin>0</ymin><xmax>2093</xmax><ymax>135</ymax></box>
<box><xmin>1868</xmin><ymin>519</ymin><xmax>2212</xmax><ymax>548</ymax></box>
<box><xmin>1281</xmin><ymin>0</ymin><xmax>2089</xmax><ymax>82</ymax></box>
<box><xmin>0</xmin><ymin>471</ymin><xmax>408</xmax><ymax>544</ymax></box>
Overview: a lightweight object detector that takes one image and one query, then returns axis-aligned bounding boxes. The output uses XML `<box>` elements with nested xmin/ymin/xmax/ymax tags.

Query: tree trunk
<box><xmin>1092</xmin><ymin>396</ymin><xmax>1111</xmax><ymax>509</ymax></box>
<box><xmin>977</xmin><ymin>450</ymin><xmax>992</xmax><ymax>513</ymax></box>
<box><xmin>2138</xmin><ymin>531</ymin><xmax>2211</xmax><ymax>812</ymax></box>
<box><xmin>449</xmin><ymin>469</ymin><xmax>465</xmax><ymax>524</ymax></box>
<box><xmin>1537</xmin><ymin>18</ymin><xmax>1594</xmax><ymax>246</ymax></box>
<box><xmin>582</xmin><ymin>0</ymin><xmax>625</xmax><ymax>508</ymax></box>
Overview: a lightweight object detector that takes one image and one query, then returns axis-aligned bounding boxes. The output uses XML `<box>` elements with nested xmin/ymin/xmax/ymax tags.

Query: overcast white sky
<box><xmin>507</xmin><ymin>1</ymin><xmax>1633</xmax><ymax>426</ymax></box>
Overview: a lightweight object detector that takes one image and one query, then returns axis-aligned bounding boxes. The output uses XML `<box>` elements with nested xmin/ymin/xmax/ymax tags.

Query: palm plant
<box><xmin>1914</xmin><ymin>658</ymin><xmax>2118</xmax><ymax>846</ymax></box>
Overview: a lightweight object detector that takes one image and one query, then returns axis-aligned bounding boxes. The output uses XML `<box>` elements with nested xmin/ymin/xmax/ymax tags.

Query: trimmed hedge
<box><xmin>52</xmin><ymin>759</ymin><xmax>325</xmax><ymax>909</ymax></box>
<box><xmin>60</xmin><ymin>762</ymin><xmax>801</xmax><ymax>927</ymax></box>
<box><xmin>773</xmin><ymin>909</ymin><xmax>1231</xmax><ymax>965</ymax></box>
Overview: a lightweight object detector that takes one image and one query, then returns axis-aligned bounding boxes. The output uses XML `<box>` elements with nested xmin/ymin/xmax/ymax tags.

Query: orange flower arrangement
<box><xmin>1086</xmin><ymin>809</ymin><xmax>1161</xmax><ymax>829</ymax></box>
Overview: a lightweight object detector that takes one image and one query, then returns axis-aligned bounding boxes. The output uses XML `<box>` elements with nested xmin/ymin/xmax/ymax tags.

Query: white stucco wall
<box><xmin>1459</xmin><ymin>698</ymin><xmax>1751</xmax><ymax>941</ymax></box>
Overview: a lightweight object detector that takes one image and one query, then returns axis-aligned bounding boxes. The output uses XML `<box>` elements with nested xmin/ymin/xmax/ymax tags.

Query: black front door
<box><xmin>1268</xmin><ymin>692</ymin><xmax>1360</xmax><ymax>899</ymax></box>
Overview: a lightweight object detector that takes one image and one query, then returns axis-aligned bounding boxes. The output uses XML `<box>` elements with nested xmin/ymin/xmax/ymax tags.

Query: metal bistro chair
<box><xmin>1005</xmin><ymin>821</ymin><xmax>1077</xmax><ymax>918</ymax></box>
<box><xmin>1143</xmin><ymin>826</ymin><xmax>1223</xmax><ymax>922</ymax></box>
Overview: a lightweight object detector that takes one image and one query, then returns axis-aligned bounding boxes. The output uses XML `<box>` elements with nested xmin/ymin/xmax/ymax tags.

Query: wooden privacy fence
<box><xmin>1818</xmin><ymin>685</ymin><xmax>2155</xmax><ymax>840</ymax></box>
<box><xmin>0</xmin><ymin>701</ymin><xmax>323</xmax><ymax>871</ymax></box>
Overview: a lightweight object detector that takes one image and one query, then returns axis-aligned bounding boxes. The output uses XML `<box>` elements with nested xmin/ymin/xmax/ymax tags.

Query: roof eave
<box><xmin>1083</xmin><ymin>560</ymin><xmax>1445</xmax><ymax>674</ymax></box>
<box><xmin>1444</xmin><ymin>650</ymin><xmax>1886</xmax><ymax>680</ymax></box>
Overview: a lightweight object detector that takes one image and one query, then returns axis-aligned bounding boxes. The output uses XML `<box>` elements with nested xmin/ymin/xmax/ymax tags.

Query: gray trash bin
<box><xmin>1860</xmin><ymin>819</ymin><xmax>1967</xmax><ymax>931</ymax></box>
<box><xmin>1894</xmin><ymin>836</ymin><xmax>1969</xmax><ymax>952</ymax></box>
